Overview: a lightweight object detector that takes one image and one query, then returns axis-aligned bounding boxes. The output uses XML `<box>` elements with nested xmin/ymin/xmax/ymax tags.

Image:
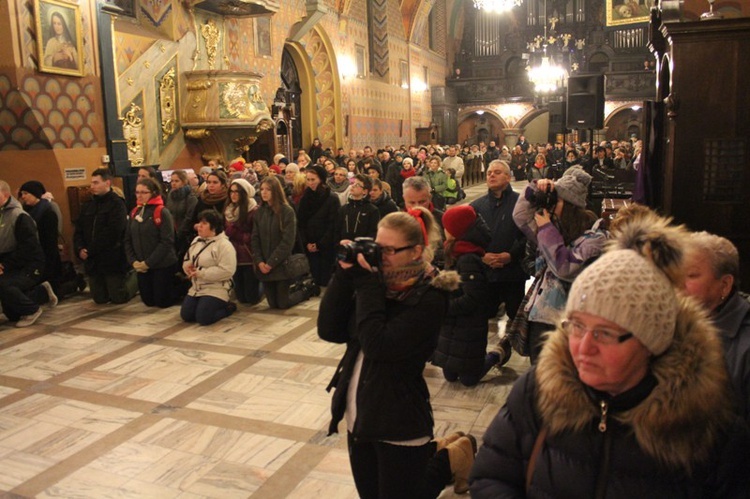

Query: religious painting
<box><xmin>254</xmin><ymin>17</ymin><xmax>272</xmax><ymax>58</ymax></box>
<box><xmin>606</xmin><ymin>0</ymin><xmax>654</xmax><ymax>27</ymax></box>
<box><xmin>35</xmin><ymin>0</ymin><xmax>84</xmax><ymax>77</ymax></box>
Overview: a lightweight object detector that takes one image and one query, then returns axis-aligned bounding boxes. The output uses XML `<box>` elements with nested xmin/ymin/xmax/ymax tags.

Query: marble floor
<box><xmin>0</xmin><ymin>182</ymin><xmax>531</xmax><ymax>498</ymax></box>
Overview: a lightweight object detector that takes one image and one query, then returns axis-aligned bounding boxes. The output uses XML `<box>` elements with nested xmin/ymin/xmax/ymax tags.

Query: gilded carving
<box><xmin>201</xmin><ymin>19</ymin><xmax>220</xmax><ymax>70</ymax></box>
<box><xmin>219</xmin><ymin>82</ymin><xmax>267</xmax><ymax>120</ymax></box>
<box><xmin>185</xmin><ymin>128</ymin><xmax>212</xmax><ymax>139</ymax></box>
<box><xmin>159</xmin><ymin>67</ymin><xmax>177</xmax><ymax>144</ymax></box>
<box><xmin>120</xmin><ymin>102</ymin><xmax>144</xmax><ymax>166</ymax></box>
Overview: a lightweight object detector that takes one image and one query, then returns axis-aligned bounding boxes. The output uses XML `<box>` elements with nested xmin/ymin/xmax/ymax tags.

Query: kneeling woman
<box><xmin>318</xmin><ymin>208</ymin><xmax>477</xmax><ymax>498</ymax></box>
<box><xmin>181</xmin><ymin>210</ymin><xmax>237</xmax><ymax>325</ymax></box>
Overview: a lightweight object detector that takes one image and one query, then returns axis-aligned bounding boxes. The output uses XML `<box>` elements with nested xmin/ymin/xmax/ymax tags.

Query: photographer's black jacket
<box><xmin>335</xmin><ymin>197</ymin><xmax>380</xmax><ymax>243</ymax></box>
<box><xmin>318</xmin><ymin>266</ymin><xmax>456</xmax><ymax>441</ymax></box>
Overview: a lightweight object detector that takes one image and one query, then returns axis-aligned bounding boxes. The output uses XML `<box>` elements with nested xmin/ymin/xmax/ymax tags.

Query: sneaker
<box><xmin>16</xmin><ymin>307</ymin><xmax>43</xmax><ymax>328</ymax></box>
<box><xmin>41</xmin><ymin>281</ymin><xmax>58</xmax><ymax>308</ymax></box>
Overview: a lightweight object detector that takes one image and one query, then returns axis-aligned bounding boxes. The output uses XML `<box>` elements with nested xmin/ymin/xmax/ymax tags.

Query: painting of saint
<box><xmin>36</xmin><ymin>0</ymin><xmax>84</xmax><ymax>76</ymax></box>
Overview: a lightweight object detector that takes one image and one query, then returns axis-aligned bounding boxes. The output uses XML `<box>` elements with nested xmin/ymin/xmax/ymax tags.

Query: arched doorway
<box><xmin>280</xmin><ymin>47</ymin><xmax>303</xmax><ymax>153</ymax></box>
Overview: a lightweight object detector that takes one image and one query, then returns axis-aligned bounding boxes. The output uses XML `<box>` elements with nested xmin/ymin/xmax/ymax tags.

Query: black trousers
<box><xmin>180</xmin><ymin>295</ymin><xmax>231</xmax><ymax>325</ymax></box>
<box><xmin>233</xmin><ymin>265</ymin><xmax>262</xmax><ymax>304</ymax></box>
<box><xmin>0</xmin><ymin>269</ymin><xmax>41</xmax><ymax>321</ymax></box>
<box><xmin>306</xmin><ymin>248</ymin><xmax>335</xmax><ymax>287</ymax></box>
<box><xmin>263</xmin><ymin>279</ymin><xmax>308</xmax><ymax>309</ymax></box>
<box><xmin>136</xmin><ymin>265</ymin><xmax>177</xmax><ymax>308</ymax></box>
<box><xmin>528</xmin><ymin>320</ymin><xmax>555</xmax><ymax>365</ymax></box>
<box><xmin>347</xmin><ymin>433</ymin><xmax>451</xmax><ymax>499</ymax></box>
<box><xmin>487</xmin><ymin>280</ymin><xmax>526</xmax><ymax>320</ymax></box>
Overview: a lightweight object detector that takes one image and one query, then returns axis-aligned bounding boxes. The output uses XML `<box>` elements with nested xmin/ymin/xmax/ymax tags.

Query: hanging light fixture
<box><xmin>473</xmin><ymin>0</ymin><xmax>522</xmax><ymax>14</ymax></box>
<box><xmin>527</xmin><ymin>1</ymin><xmax>568</xmax><ymax>93</ymax></box>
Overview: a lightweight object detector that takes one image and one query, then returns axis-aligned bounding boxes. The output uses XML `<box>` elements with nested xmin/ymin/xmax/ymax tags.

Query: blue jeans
<box><xmin>180</xmin><ymin>295</ymin><xmax>231</xmax><ymax>325</ymax></box>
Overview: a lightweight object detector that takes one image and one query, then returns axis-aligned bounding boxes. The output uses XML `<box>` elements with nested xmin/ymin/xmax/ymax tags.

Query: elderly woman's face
<box><xmin>683</xmin><ymin>251</ymin><xmax>731</xmax><ymax>311</ymax></box>
<box><xmin>567</xmin><ymin>311</ymin><xmax>651</xmax><ymax>396</ymax></box>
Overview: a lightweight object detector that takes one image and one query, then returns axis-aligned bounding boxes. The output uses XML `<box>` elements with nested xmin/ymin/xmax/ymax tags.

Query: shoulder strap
<box><xmin>153</xmin><ymin>205</ymin><xmax>164</xmax><ymax>227</ymax></box>
<box><xmin>526</xmin><ymin>426</ymin><xmax>548</xmax><ymax>493</ymax></box>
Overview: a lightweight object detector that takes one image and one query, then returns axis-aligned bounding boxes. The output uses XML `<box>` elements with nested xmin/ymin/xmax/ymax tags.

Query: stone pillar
<box><xmin>98</xmin><ymin>3</ymin><xmax>131</xmax><ymax>176</ymax></box>
<box><xmin>431</xmin><ymin>86</ymin><xmax>458</xmax><ymax>144</ymax></box>
<box><xmin>502</xmin><ymin>128</ymin><xmax>524</xmax><ymax>150</ymax></box>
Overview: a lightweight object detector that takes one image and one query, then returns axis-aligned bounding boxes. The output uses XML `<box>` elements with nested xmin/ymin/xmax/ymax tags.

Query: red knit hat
<box><xmin>229</xmin><ymin>157</ymin><xmax>245</xmax><ymax>172</ymax></box>
<box><xmin>442</xmin><ymin>205</ymin><xmax>477</xmax><ymax>239</ymax></box>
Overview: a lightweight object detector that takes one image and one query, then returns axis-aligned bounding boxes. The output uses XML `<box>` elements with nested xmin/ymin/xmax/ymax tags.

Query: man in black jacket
<box><xmin>74</xmin><ymin>168</ymin><xmax>137</xmax><ymax>304</ymax></box>
<box><xmin>470</xmin><ymin>160</ymin><xmax>528</xmax><ymax>321</ymax></box>
<box><xmin>0</xmin><ymin>180</ymin><xmax>45</xmax><ymax>327</ymax></box>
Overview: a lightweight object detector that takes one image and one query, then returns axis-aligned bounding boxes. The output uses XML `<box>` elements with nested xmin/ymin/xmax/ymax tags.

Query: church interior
<box><xmin>0</xmin><ymin>0</ymin><xmax>749</xmax><ymax>495</ymax></box>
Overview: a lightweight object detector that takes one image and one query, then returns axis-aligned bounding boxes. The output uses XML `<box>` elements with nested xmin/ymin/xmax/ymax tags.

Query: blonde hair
<box><xmin>379</xmin><ymin>207</ymin><xmax>440</xmax><ymax>264</ymax></box>
<box><xmin>292</xmin><ymin>173</ymin><xmax>307</xmax><ymax>197</ymax></box>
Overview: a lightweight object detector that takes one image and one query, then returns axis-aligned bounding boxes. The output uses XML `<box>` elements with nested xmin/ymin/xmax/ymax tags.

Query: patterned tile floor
<box><xmin>0</xmin><ymin>181</ymin><xmax>531</xmax><ymax>498</ymax></box>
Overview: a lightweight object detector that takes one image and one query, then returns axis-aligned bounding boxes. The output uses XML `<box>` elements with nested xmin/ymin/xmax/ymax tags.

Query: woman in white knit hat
<box><xmin>511</xmin><ymin>166</ymin><xmax>607</xmax><ymax>363</ymax></box>
<box><xmin>470</xmin><ymin>213</ymin><xmax>750</xmax><ymax>497</ymax></box>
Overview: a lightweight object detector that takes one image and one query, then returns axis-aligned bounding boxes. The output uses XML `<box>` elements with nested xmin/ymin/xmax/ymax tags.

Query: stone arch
<box><xmin>306</xmin><ymin>26</ymin><xmax>343</xmax><ymax>150</ymax></box>
<box><xmin>283</xmin><ymin>41</ymin><xmax>317</xmax><ymax>149</ymax></box>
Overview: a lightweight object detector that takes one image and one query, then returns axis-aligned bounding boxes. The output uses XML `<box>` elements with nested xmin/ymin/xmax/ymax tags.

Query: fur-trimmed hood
<box><xmin>536</xmin><ymin>294</ymin><xmax>733</xmax><ymax>472</ymax></box>
<box><xmin>431</xmin><ymin>269</ymin><xmax>460</xmax><ymax>292</ymax></box>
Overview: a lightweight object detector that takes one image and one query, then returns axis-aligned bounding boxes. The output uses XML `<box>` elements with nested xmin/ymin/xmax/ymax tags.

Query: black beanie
<box><xmin>19</xmin><ymin>181</ymin><xmax>46</xmax><ymax>199</ymax></box>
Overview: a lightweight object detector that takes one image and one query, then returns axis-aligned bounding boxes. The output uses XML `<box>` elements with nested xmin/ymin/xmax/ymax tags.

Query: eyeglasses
<box><xmin>562</xmin><ymin>319</ymin><xmax>633</xmax><ymax>345</ymax></box>
<box><xmin>229</xmin><ymin>189</ymin><xmax>241</xmax><ymax>193</ymax></box>
<box><xmin>352</xmin><ymin>183</ymin><xmax>365</xmax><ymax>189</ymax></box>
<box><xmin>379</xmin><ymin>244</ymin><xmax>416</xmax><ymax>256</ymax></box>
<box><xmin>135</xmin><ymin>190</ymin><xmax>151</xmax><ymax>195</ymax></box>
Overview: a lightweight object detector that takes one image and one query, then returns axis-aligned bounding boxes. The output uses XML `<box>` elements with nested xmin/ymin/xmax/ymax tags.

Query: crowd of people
<box><xmin>0</xmin><ymin>133</ymin><xmax>748</xmax><ymax>496</ymax></box>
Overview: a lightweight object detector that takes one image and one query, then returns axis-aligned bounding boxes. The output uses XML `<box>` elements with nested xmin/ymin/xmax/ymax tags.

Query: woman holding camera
<box><xmin>318</xmin><ymin>208</ymin><xmax>477</xmax><ymax>498</ymax></box>
<box><xmin>252</xmin><ymin>177</ymin><xmax>311</xmax><ymax>309</ymax></box>
<box><xmin>512</xmin><ymin>167</ymin><xmax>606</xmax><ymax>363</ymax></box>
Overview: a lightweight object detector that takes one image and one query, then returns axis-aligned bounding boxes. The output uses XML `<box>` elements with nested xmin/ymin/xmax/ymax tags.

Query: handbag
<box><xmin>256</xmin><ymin>253</ymin><xmax>310</xmax><ymax>282</ymax></box>
<box><xmin>506</xmin><ymin>269</ymin><xmax>543</xmax><ymax>356</ymax></box>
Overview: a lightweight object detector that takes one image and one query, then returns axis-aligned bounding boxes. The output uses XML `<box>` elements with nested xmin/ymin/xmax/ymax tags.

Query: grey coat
<box><xmin>251</xmin><ymin>203</ymin><xmax>296</xmax><ymax>269</ymax></box>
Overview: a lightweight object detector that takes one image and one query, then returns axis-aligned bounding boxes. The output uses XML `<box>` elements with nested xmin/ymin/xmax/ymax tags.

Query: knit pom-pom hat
<box><xmin>554</xmin><ymin>166</ymin><xmax>591</xmax><ymax>208</ymax></box>
<box><xmin>565</xmin><ymin>213</ymin><xmax>688</xmax><ymax>355</ymax></box>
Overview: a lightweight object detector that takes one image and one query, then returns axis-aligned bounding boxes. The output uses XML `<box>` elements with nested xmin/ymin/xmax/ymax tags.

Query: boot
<box><xmin>434</xmin><ymin>431</ymin><xmax>465</xmax><ymax>453</ymax></box>
<box><xmin>488</xmin><ymin>336</ymin><xmax>513</xmax><ymax>368</ymax></box>
<box><xmin>447</xmin><ymin>435</ymin><xmax>477</xmax><ymax>494</ymax></box>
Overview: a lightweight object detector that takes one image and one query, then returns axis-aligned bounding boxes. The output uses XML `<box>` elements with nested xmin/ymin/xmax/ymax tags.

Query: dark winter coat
<box><xmin>166</xmin><ymin>186</ymin><xmax>198</xmax><ymax>248</ymax></box>
<box><xmin>470</xmin><ymin>296</ymin><xmax>750</xmax><ymax>498</ymax></box>
<box><xmin>471</xmin><ymin>185</ymin><xmax>527</xmax><ymax>283</ymax></box>
<box><xmin>714</xmin><ymin>291</ymin><xmax>750</xmax><ymax>423</ymax></box>
<box><xmin>251</xmin><ymin>203</ymin><xmax>296</xmax><ymax>270</ymax></box>
<box><xmin>297</xmin><ymin>186</ymin><xmax>340</xmax><ymax>250</ymax></box>
<box><xmin>318</xmin><ymin>267</ymin><xmax>457</xmax><ymax>441</ymax></box>
<box><xmin>0</xmin><ymin>196</ymin><xmax>44</xmax><ymax>276</ymax></box>
<box><xmin>74</xmin><ymin>189</ymin><xmax>129</xmax><ymax>275</ymax></box>
<box><xmin>432</xmin><ymin>218</ymin><xmax>494</xmax><ymax>376</ymax></box>
<box><xmin>125</xmin><ymin>200</ymin><xmax>178</xmax><ymax>270</ymax></box>
<box><xmin>335</xmin><ymin>197</ymin><xmax>379</xmax><ymax>243</ymax></box>
<box><xmin>225</xmin><ymin>207</ymin><xmax>257</xmax><ymax>266</ymax></box>
<box><xmin>371</xmin><ymin>191</ymin><xmax>399</xmax><ymax>219</ymax></box>
<box><xmin>24</xmin><ymin>199</ymin><xmax>61</xmax><ymax>282</ymax></box>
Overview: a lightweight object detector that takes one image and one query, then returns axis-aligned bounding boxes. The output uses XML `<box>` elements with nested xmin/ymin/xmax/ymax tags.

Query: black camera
<box><xmin>530</xmin><ymin>188</ymin><xmax>558</xmax><ymax>213</ymax></box>
<box><xmin>337</xmin><ymin>237</ymin><xmax>381</xmax><ymax>268</ymax></box>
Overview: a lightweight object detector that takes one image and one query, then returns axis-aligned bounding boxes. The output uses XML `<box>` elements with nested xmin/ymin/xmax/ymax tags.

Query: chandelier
<box><xmin>473</xmin><ymin>0</ymin><xmax>522</xmax><ymax>14</ymax></box>
<box><xmin>527</xmin><ymin>54</ymin><xmax>568</xmax><ymax>93</ymax></box>
<box><xmin>526</xmin><ymin>2</ymin><xmax>575</xmax><ymax>93</ymax></box>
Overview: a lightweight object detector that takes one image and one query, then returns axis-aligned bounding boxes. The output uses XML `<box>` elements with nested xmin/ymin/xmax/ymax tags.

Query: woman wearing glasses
<box><xmin>125</xmin><ymin>178</ymin><xmax>178</xmax><ymax>308</ymax></box>
<box><xmin>224</xmin><ymin>179</ymin><xmax>261</xmax><ymax>305</ymax></box>
<box><xmin>470</xmin><ymin>214</ymin><xmax>750</xmax><ymax>497</ymax></box>
<box><xmin>318</xmin><ymin>208</ymin><xmax>479</xmax><ymax>498</ymax></box>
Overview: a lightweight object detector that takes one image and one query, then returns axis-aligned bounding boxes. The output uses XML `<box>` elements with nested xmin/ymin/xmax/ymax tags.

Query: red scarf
<box><xmin>447</xmin><ymin>240</ymin><xmax>486</xmax><ymax>258</ymax></box>
<box><xmin>400</xmin><ymin>168</ymin><xmax>416</xmax><ymax>179</ymax></box>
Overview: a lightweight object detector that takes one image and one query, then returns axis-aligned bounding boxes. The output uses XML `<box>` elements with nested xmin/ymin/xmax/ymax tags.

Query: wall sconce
<box><xmin>339</xmin><ymin>56</ymin><xmax>357</xmax><ymax>80</ymax></box>
<box><xmin>412</xmin><ymin>79</ymin><xmax>428</xmax><ymax>92</ymax></box>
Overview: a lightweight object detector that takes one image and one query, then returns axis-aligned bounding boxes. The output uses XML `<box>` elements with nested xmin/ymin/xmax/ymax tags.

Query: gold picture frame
<box><xmin>254</xmin><ymin>17</ymin><xmax>271</xmax><ymax>58</ymax></box>
<box><xmin>606</xmin><ymin>0</ymin><xmax>653</xmax><ymax>27</ymax></box>
<box><xmin>35</xmin><ymin>0</ymin><xmax>84</xmax><ymax>77</ymax></box>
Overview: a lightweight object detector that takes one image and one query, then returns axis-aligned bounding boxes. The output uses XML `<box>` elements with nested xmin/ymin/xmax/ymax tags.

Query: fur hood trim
<box><xmin>431</xmin><ymin>270</ymin><xmax>460</xmax><ymax>292</ymax></box>
<box><xmin>536</xmin><ymin>294</ymin><xmax>733</xmax><ymax>471</ymax></box>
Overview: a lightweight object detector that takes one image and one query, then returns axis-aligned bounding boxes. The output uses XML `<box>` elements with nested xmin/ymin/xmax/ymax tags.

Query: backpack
<box><xmin>130</xmin><ymin>205</ymin><xmax>164</xmax><ymax>227</ymax></box>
